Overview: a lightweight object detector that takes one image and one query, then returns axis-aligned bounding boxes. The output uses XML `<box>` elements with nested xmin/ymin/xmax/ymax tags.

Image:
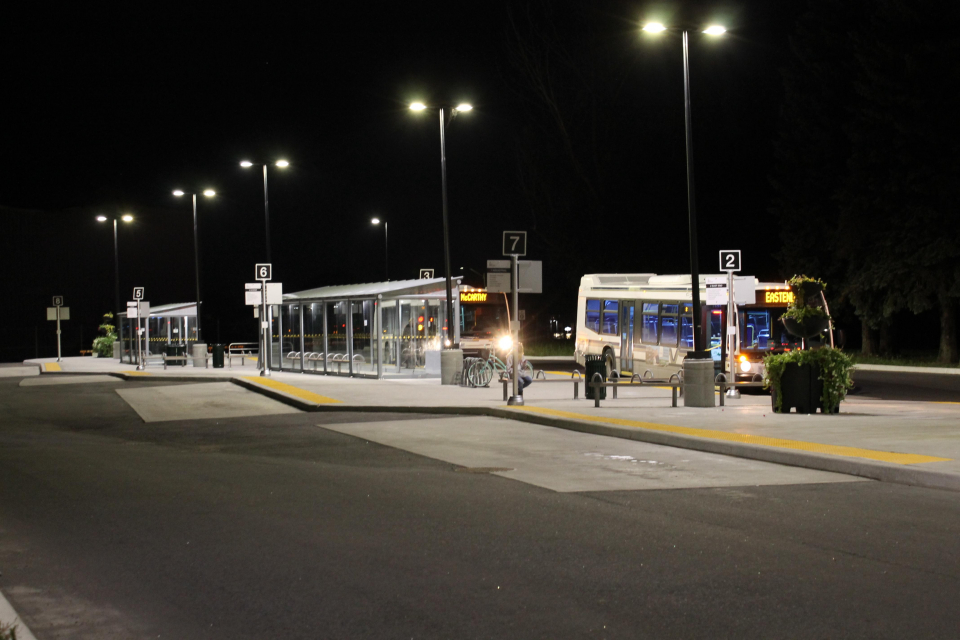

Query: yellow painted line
<box><xmin>44</xmin><ymin>363</ymin><xmax>62</xmax><ymax>372</ymax></box>
<box><xmin>934</xmin><ymin>401</ymin><xmax>960</xmax><ymax>405</ymax></box>
<box><xmin>126</xmin><ymin>371</ymin><xmax>152</xmax><ymax>376</ymax></box>
<box><xmin>241</xmin><ymin>377</ymin><xmax>341</xmax><ymax>404</ymax></box>
<box><xmin>513</xmin><ymin>406</ymin><xmax>950</xmax><ymax>466</ymax></box>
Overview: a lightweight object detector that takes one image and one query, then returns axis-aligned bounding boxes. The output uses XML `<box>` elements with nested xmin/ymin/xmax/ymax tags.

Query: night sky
<box><xmin>2</xmin><ymin>1</ymin><xmax>805</xmax><ymax>359</ymax></box>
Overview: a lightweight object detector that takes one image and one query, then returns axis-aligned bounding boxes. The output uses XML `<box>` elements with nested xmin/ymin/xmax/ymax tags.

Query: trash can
<box><xmin>211</xmin><ymin>344</ymin><xmax>225</xmax><ymax>369</ymax></box>
<box><xmin>165</xmin><ymin>344</ymin><xmax>186</xmax><ymax>366</ymax></box>
<box><xmin>584</xmin><ymin>354</ymin><xmax>607</xmax><ymax>400</ymax></box>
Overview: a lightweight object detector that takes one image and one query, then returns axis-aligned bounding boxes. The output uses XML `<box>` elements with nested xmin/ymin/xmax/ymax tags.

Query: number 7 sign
<box><xmin>502</xmin><ymin>231</ymin><xmax>527</xmax><ymax>257</ymax></box>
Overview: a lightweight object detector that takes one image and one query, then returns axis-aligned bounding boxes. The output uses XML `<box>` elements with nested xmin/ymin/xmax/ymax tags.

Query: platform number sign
<box><xmin>419</xmin><ymin>269</ymin><xmax>434</xmax><ymax>279</ymax></box>
<box><xmin>503</xmin><ymin>231</ymin><xmax>527</xmax><ymax>257</ymax></box>
<box><xmin>255</xmin><ymin>263</ymin><xmax>272</xmax><ymax>281</ymax></box>
<box><xmin>133</xmin><ymin>287</ymin><xmax>145</xmax><ymax>300</ymax></box>
<box><xmin>719</xmin><ymin>250</ymin><xmax>741</xmax><ymax>272</ymax></box>
<box><xmin>52</xmin><ymin>296</ymin><xmax>63</xmax><ymax>307</ymax></box>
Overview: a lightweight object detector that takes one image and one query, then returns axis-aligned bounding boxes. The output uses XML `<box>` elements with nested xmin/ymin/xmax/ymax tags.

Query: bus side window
<box><xmin>641</xmin><ymin>302</ymin><xmax>658</xmax><ymax>343</ymax></box>
<box><xmin>585</xmin><ymin>299</ymin><xmax>601</xmax><ymax>333</ymax></box>
<box><xmin>602</xmin><ymin>300</ymin><xmax>619</xmax><ymax>335</ymax></box>
<box><xmin>680</xmin><ymin>304</ymin><xmax>693</xmax><ymax>348</ymax></box>
<box><xmin>660</xmin><ymin>304</ymin><xmax>679</xmax><ymax>347</ymax></box>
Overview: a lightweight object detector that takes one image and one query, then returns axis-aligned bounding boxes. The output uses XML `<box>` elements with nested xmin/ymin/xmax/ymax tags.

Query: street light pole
<box><xmin>112</xmin><ymin>218</ymin><xmax>121</xmax><ymax>323</ymax></box>
<box><xmin>681</xmin><ymin>29</ymin><xmax>706</xmax><ymax>358</ymax></box>
<box><xmin>372</xmin><ymin>218</ymin><xmax>389</xmax><ymax>279</ymax></box>
<box><xmin>262</xmin><ymin>163</ymin><xmax>271</xmax><ymax>264</ymax></box>
<box><xmin>439</xmin><ymin>106</ymin><xmax>454</xmax><ymax>347</ymax></box>
<box><xmin>191</xmin><ymin>193</ymin><xmax>203</xmax><ymax>343</ymax></box>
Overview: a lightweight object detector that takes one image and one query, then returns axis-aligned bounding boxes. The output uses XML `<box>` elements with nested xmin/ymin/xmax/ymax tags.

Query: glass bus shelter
<box><xmin>118</xmin><ymin>302</ymin><xmax>198</xmax><ymax>364</ymax></box>
<box><xmin>273</xmin><ymin>277</ymin><xmax>462</xmax><ymax>379</ymax></box>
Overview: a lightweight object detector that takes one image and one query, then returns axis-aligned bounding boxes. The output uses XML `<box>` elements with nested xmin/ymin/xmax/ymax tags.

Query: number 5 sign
<box><xmin>719</xmin><ymin>250</ymin><xmax>741</xmax><ymax>272</ymax></box>
<box><xmin>255</xmin><ymin>263</ymin><xmax>272</xmax><ymax>281</ymax></box>
<box><xmin>503</xmin><ymin>231</ymin><xmax>527</xmax><ymax>257</ymax></box>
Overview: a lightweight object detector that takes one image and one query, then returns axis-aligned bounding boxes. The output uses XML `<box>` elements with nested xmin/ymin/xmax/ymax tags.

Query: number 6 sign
<box><xmin>255</xmin><ymin>263</ymin><xmax>272</xmax><ymax>281</ymax></box>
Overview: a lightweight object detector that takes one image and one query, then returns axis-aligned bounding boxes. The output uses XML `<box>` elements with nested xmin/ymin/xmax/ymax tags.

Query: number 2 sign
<box><xmin>719</xmin><ymin>250</ymin><xmax>741</xmax><ymax>272</ymax></box>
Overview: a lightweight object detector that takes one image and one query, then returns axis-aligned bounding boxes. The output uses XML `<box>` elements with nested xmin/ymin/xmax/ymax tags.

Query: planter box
<box><xmin>772</xmin><ymin>362</ymin><xmax>824</xmax><ymax>414</ymax></box>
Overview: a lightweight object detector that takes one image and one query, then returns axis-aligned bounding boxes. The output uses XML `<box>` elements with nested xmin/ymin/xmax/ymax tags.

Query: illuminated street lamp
<box><xmin>371</xmin><ymin>217</ymin><xmax>388</xmax><ymax>280</ymax></box>
<box><xmin>96</xmin><ymin>213</ymin><xmax>134</xmax><ymax>328</ymax></box>
<box><xmin>173</xmin><ymin>188</ymin><xmax>216</xmax><ymax>342</ymax></box>
<box><xmin>641</xmin><ymin>22</ymin><xmax>726</xmax><ymax>358</ymax></box>
<box><xmin>240</xmin><ymin>159</ymin><xmax>289</xmax><ymax>263</ymax></box>
<box><xmin>409</xmin><ymin>101</ymin><xmax>473</xmax><ymax>347</ymax></box>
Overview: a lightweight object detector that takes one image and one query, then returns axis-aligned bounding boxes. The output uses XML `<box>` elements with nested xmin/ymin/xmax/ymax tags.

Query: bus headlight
<box><xmin>498</xmin><ymin>336</ymin><xmax>513</xmax><ymax>351</ymax></box>
<box><xmin>739</xmin><ymin>359</ymin><xmax>752</xmax><ymax>373</ymax></box>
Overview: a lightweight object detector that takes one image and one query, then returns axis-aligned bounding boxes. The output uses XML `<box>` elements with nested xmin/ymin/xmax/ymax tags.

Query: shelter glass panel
<box><xmin>302</xmin><ymin>303</ymin><xmax>326</xmax><ymax>372</ymax></box>
<box><xmin>283</xmin><ymin>305</ymin><xmax>302</xmax><ymax>371</ymax></box>
<box><xmin>326</xmin><ymin>301</ymin><xmax>349</xmax><ymax>375</ymax></box>
<box><xmin>351</xmin><ymin>300</ymin><xmax>376</xmax><ymax>376</ymax></box>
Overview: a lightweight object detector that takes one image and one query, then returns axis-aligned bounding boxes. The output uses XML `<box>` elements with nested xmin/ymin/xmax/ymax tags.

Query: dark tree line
<box><xmin>771</xmin><ymin>0</ymin><xmax>960</xmax><ymax>362</ymax></box>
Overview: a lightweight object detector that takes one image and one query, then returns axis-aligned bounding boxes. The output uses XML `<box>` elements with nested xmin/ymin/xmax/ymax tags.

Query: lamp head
<box><xmin>642</xmin><ymin>22</ymin><xmax>667</xmax><ymax>33</ymax></box>
<box><xmin>454</xmin><ymin>103</ymin><xmax>472</xmax><ymax>112</ymax></box>
<box><xmin>409</xmin><ymin>102</ymin><xmax>427</xmax><ymax>111</ymax></box>
<box><xmin>96</xmin><ymin>215</ymin><xmax>108</xmax><ymax>222</ymax></box>
<box><xmin>173</xmin><ymin>190</ymin><xmax>185</xmax><ymax>197</ymax></box>
<box><xmin>371</xmin><ymin>217</ymin><xmax>380</xmax><ymax>225</ymax></box>
<box><xmin>121</xmin><ymin>214</ymin><xmax>134</xmax><ymax>223</ymax></box>
<box><xmin>240</xmin><ymin>160</ymin><xmax>254</xmax><ymax>168</ymax></box>
<box><xmin>203</xmin><ymin>189</ymin><xmax>216</xmax><ymax>197</ymax></box>
<box><xmin>275</xmin><ymin>160</ymin><xmax>289</xmax><ymax>168</ymax></box>
<box><xmin>703</xmin><ymin>25</ymin><xmax>726</xmax><ymax>35</ymax></box>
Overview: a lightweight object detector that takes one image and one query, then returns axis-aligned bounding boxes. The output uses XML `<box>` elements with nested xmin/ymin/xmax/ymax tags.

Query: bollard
<box><xmin>440</xmin><ymin>349</ymin><xmax>463</xmax><ymax>385</ymax></box>
<box><xmin>192</xmin><ymin>343</ymin><xmax>207</xmax><ymax>368</ymax></box>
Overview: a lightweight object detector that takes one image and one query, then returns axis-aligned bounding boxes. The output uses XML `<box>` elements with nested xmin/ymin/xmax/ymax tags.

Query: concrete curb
<box><xmin>52</xmin><ymin>369</ymin><xmax>960</xmax><ymax>494</ymax></box>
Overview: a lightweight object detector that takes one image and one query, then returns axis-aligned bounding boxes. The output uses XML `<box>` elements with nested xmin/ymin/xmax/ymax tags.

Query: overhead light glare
<box><xmin>371</xmin><ymin>217</ymin><xmax>380</xmax><ymax>225</ymax></box>
<box><xmin>643</xmin><ymin>22</ymin><xmax>667</xmax><ymax>33</ymax></box>
<box><xmin>121</xmin><ymin>214</ymin><xmax>134</xmax><ymax>222</ymax></box>
<box><xmin>96</xmin><ymin>215</ymin><xmax>107</xmax><ymax>222</ymax></box>
<box><xmin>409</xmin><ymin>102</ymin><xmax>427</xmax><ymax>111</ymax></box>
<box><xmin>455</xmin><ymin>103</ymin><xmax>472</xmax><ymax>112</ymax></box>
<box><xmin>703</xmin><ymin>25</ymin><xmax>726</xmax><ymax>35</ymax></box>
<box><xmin>275</xmin><ymin>159</ymin><xmax>289</xmax><ymax>168</ymax></box>
<box><xmin>240</xmin><ymin>160</ymin><xmax>254</xmax><ymax>168</ymax></box>
<box><xmin>203</xmin><ymin>189</ymin><xmax>216</xmax><ymax>197</ymax></box>
<box><xmin>173</xmin><ymin>190</ymin><xmax>185</xmax><ymax>196</ymax></box>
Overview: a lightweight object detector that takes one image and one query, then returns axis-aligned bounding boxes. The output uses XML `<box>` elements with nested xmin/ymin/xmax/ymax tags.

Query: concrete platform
<box><xmin>23</xmin><ymin>356</ymin><xmax>960</xmax><ymax>492</ymax></box>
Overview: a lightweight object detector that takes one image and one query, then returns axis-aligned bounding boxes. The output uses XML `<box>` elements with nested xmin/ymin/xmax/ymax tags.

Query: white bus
<box><xmin>574</xmin><ymin>273</ymin><xmax>798</xmax><ymax>382</ymax></box>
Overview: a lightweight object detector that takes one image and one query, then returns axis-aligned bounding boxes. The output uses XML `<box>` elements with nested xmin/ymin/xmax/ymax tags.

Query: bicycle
<box><xmin>466</xmin><ymin>352</ymin><xmax>533</xmax><ymax>388</ymax></box>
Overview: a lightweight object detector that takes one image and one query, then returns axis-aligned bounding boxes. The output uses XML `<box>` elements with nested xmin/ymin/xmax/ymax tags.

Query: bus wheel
<box><xmin>602</xmin><ymin>349</ymin><xmax>617</xmax><ymax>379</ymax></box>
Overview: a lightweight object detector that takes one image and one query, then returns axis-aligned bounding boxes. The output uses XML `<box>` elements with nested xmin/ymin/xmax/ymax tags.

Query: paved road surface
<box><xmin>1</xmin><ymin>375</ymin><xmax>958</xmax><ymax>639</ymax></box>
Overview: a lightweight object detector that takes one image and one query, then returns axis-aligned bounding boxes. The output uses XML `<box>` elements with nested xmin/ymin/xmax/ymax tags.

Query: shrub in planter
<box><xmin>763</xmin><ymin>347</ymin><xmax>854</xmax><ymax>414</ymax></box>
<box><xmin>92</xmin><ymin>312</ymin><xmax>117</xmax><ymax>358</ymax></box>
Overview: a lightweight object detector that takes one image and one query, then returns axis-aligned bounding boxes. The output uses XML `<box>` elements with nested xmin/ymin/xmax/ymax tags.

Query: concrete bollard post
<box><xmin>192</xmin><ymin>343</ymin><xmax>207</xmax><ymax>368</ymax></box>
<box><xmin>440</xmin><ymin>349</ymin><xmax>464</xmax><ymax>385</ymax></box>
<box><xmin>683</xmin><ymin>358</ymin><xmax>715</xmax><ymax>407</ymax></box>
<box><xmin>112</xmin><ymin>341</ymin><xmax>121</xmax><ymax>360</ymax></box>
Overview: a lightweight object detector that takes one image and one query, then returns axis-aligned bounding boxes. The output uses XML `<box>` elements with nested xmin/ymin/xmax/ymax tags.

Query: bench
<box><xmin>586</xmin><ymin>372</ymin><xmax>684</xmax><ymax>408</ymax></box>
<box><xmin>501</xmin><ymin>370</ymin><xmax>584</xmax><ymax>400</ymax></box>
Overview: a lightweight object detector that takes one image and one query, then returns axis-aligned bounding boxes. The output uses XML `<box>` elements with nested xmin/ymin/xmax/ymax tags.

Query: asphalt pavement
<box><xmin>1</xmin><ymin>374</ymin><xmax>960</xmax><ymax>638</ymax></box>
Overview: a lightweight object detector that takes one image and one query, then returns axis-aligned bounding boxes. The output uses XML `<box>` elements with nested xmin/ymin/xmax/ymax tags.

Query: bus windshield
<box><xmin>740</xmin><ymin>308</ymin><xmax>801</xmax><ymax>351</ymax></box>
<box><xmin>461</xmin><ymin>299</ymin><xmax>508</xmax><ymax>337</ymax></box>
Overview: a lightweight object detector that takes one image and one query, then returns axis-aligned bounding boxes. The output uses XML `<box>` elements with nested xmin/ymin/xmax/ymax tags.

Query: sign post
<box><xmin>133</xmin><ymin>287</ymin><xmax>145</xmax><ymax>370</ymax></box>
<box><xmin>503</xmin><ymin>231</ymin><xmax>527</xmax><ymax>406</ymax></box>
<box><xmin>255</xmin><ymin>264</ymin><xmax>272</xmax><ymax>377</ymax></box>
<box><xmin>719</xmin><ymin>251</ymin><xmax>741</xmax><ymax>398</ymax></box>
<box><xmin>51</xmin><ymin>296</ymin><xmax>65</xmax><ymax>362</ymax></box>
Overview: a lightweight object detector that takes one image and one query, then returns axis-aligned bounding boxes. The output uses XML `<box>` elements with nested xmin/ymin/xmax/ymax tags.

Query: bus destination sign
<box><xmin>460</xmin><ymin>292</ymin><xmax>488</xmax><ymax>303</ymax></box>
<box><xmin>764</xmin><ymin>290</ymin><xmax>795</xmax><ymax>305</ymax></box>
